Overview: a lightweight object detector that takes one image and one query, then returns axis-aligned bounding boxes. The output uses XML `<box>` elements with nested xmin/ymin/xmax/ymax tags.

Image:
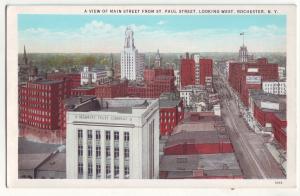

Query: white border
<box><xmin>1</xmin><ymin>0</ymin><xmax>299</xmax><ymax>195</ymax></box>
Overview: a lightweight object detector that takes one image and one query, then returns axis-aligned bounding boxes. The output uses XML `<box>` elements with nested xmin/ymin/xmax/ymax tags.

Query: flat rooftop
<box><xmin>72</xmin><ymin>86</ymin><xmax>95</xmax><ymax>90</ymax></box>
<box><xmin>159</xmin><ymin>99</ymin><xmax>181</xmax><ymax>108</ymax></box>
<box><xmin>160</xmin><ymin>153</ymin><xmax>242</xmax><ymax>178</ymax></box>
<box><xmin>31</xmin><ymin>80</ymin><xmax>64</xmax><ymax>85</ymax></box>
<box><xmin>19</xmin><ymin>153</ymin><xmax>50</xmax><ymax>170</ymax></box>
<box><xmin>19</xmin><ymin>138</ymin><xmax>62</xmax><ymax>154</ymax></box>
<box><xmin>38</xmin><ymin>152</ymin><xmax>66</xmax><ymax>172</ymax></box>
<box><xmin>68</xmin><ymin>98</ymin><xmax>157</xmax><ymax>114</ymax></box>
<box><xmin>249</xmin><ymin>90</ymin><xmax>286</xmax><ymax>103</ymax></box>
<box><xmin>173</xmin><ymin>113</ymin><xmax>224</xmax><ymax>134</ymax></box>
<box><xmin>166</xmin><ymin>130</ymin><xmax>230</xmax><ymax>147</ymax></box>
<box><xmin>64</xmin><ymin>96</ymin><xmax>97</xmax><ymax>107</ymax></box>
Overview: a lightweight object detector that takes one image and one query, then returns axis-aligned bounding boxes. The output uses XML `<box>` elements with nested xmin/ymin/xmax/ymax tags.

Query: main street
<box><xmin>213</xmin><ymin>64</ymin><xmax>285</xmax><ymax>179</ymax></box>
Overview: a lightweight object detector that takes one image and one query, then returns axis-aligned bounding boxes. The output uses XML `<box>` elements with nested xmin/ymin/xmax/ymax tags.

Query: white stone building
<box><xmin>66</xmin><ymin>98</ymin><xmax>160</xmax><ymax>179</ymax></box>
<box><xmin>262</xmin><ymin>81</ymin><xmax>286</xmax><ymax>95</ymax></box>
<box><xmin>179</xmin><ymin>85</ymin><xmax>206</xmax><ymax>107</ymax></box>
<box><xmin>81</xmin><ymin>66</ymin><xmax>109</xmax><ymax>85</ymax></box>
<box><xmin>278</xmin><ymin>66</ymin><xmax>286</xmax><ymax>80</ymax></box>
<box><xmin>174</xmin><ymin>69</ymin><xmax>180</xmax><ymax>88</ymax></box>
<box><xmin>121</xmin><ymin>27</ymin><xmax>144</xmax><ymax>81</ymax></box>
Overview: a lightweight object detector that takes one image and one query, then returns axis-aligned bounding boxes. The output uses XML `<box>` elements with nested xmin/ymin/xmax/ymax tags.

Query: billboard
<box><xmin>246</xmin><ymin>75</ymin><xmax>261</xmax><ymax>84</ymax></box>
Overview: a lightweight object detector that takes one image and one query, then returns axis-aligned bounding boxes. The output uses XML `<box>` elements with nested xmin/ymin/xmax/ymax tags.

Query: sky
<box><xmin>18</xmin><ymin>14</ymin><xmax>286</xmax><ymax>53</ymax></box>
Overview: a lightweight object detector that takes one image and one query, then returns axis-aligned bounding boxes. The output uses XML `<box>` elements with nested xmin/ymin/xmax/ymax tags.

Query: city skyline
<box><xmin>18</xmin><ymin>14</ymin><xmax>286</xmax><ymax>53</ymax></box>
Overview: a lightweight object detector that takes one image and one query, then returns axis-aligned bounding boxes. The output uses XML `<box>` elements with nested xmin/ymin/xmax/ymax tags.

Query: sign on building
<box><xmin>246</xmin><ymin>75</ymin><xmax>261</xmax><ymax>84</ymax></box>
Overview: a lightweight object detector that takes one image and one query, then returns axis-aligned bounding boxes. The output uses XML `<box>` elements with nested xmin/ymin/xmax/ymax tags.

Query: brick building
<box><xmin>70</xmin><ymin>86</ymin><xmax>96</xmax><ymax>96</ymax></box>
<box><xmin>19</xmin><ymin>80</ymin><xmax>70</xmax><ymax>130</ymax></box>
<box><xmin>200</xmin><ymin>58</ymin><xmax>213</xmax><ymax>86</ymax></box>
<box><xmin>95</xmin><ymin>80</ymin><xmax>128</xmax><ymax>98</ymax></box>
<box><xmin>249</xmin><ymin>90</ymin><xmax>287</xmax><ymax>149</ymax></box>
<box><xmin>144</xmin><ymin>67</ymin><xmax>174</xmax><ymax>83</ymax></box>
<box><xmin>47</xmin><ymin>72</ymin><xmax>81</xmax><ymax>90</ymax></box>
<box><xmin>128</xmin><ymin>68</ymin><xmax>175</xmax><ymax>98</ymax></box>
<box><xmin>180</xmin><ymin>53</ymin><xmax>213</xmax><ymax>87</ymax></box>
<box><xmin>159</xmin><ymin>93</ymin><xmax>184</xmax><ymax>136</ymax></box>
<box><xmin>163</xmin><ymin>112</ymin><xmax>233</xmax><ymax>155</ymax></box>
<box><xmin>228</xmin><ymin>58</ymin><xmax>279</xmax><ymax>106</ymax></box>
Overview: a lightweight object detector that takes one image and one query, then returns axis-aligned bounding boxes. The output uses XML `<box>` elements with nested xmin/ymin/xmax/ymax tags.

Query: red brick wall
<box><xmin>164</xmin><ymin>143</ymin><xmax>234</xmax><ymax>155</ymax></box>
<box><xmin>200</xmin><ymin>58</ymin><xmax>213</xmax><ymax>85</ymax></box>
<box><xmin>180</xmin><ymin>58</ymin><xmax>195</xmax><ymax>87</ymax></box>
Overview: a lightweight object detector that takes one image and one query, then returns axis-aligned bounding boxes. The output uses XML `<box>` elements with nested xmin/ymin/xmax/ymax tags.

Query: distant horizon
<box><xmin>19</xmin><ymin>14</ymin><xmax>286</xmax><ymax>53</ymax></box>
<box><xmin>18</xmin><ymin>51</ymin><xmax>287</xmax><ymax>55</ymax></box>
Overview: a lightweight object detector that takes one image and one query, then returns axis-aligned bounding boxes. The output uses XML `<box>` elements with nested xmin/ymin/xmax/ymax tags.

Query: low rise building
<box><xmin>249</xmin><ymin>90</ymin><xmax>287</xmax><ymax>149</ymax></box>
<box><xmin>159</xmin><ymin>93</ymin><xmax>184</xmax><ymax>136</ymax></box>
<box><xmin>179</xmin><ymin>85</ymin><xmax>206</xmax><ymax>107</ymax></box>
<box><xmin>159</xmin><ymin>153</ymin><xmax>243</xmax><ymax>179</ymax></box>
<box><xmin>19</xmin><ymin>141</ymin><xmax>66</xmax><ymax>179</ymax></box>
<box><xmin>70</xmin><ymin>86</ymin><xmax>96</xmax><ymax>96</ymax></box>
<box><xmin>81</xmin><ymin>66</ymin><xmax>109</xmax><ymax>85</ymax></box>
<box><xmin>95</xmin><ymin>80</ymin><xmax>128</xmax><ymax>98</ymax></box>
<box><xmin>66</xmin><ymin>98</ymin><xmax>160</xmax><ymax>179</ymax></box>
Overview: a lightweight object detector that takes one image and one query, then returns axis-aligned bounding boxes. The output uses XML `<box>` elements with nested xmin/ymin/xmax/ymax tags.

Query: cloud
<box><xmin>19</xmin><ymin>21</ymin><xmax>286</xmax><ymax>53</ymax></box>
<box><xmin>157</xmin><ymin>20</ymin><xmax>167</xmax><ymax>25</ymax></box>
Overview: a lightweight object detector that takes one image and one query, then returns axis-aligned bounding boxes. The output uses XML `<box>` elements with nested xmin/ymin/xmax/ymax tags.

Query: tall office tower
<box><xmin>239</xmin><ymin>45</ymin><xmax>249</xmax><ymax>62</ymax></box>
<box><xmin>121</xmin><ymin>27</ymin><xmax>144</xmax><ymax>80</ymax></box>
<box><xmin>154</xmin><ymin>49</ymin><xmax>162</xmax><ymax>67</ymax></box>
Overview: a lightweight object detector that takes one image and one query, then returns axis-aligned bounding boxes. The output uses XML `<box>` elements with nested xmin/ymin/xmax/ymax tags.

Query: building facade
<box><xmin>66</xmin><ymin>98</ymin><xmax>160</xmax><ymax>179</ymax></box>
<box><xmin>159</xmin><ymin>94</ymin><xmax>184</xmax><ymax>136</ymax></box>
<box><xmin>121</xmin><ymin>27</ymin><xmax>144</xmax><ymax>80</ymax></box>
<box><xmin>19</xmin><ymin>80</ymin><xmax>69</xmax><ymax>130</ymax></box>
<box><xmin>262</xmin><ymin>81</ymin><xmax>286</xmax><ymax>95</ymax></box>
<box><xmin>179</xmin><ymin>85</ymin><xmax>206</xmax><ymax>107</ymax></box>
<box><xmin>81</xmin><ymin>66</ymin><xmax>109</xmax><ymax>85</ymax></box>
<box><xmin>228</xmin><ymin>58</ymin><xmax>279</xmax><ymax>106</ymax></box>
<box><xmin>95</xmin><ymin>80</ymin><xmax>128</xmax><ymax>98</ymax></box>
<box><xmin>180</xmin><ymin>53</ymin><xmax>213</xmax><ymax>87</ymax></box>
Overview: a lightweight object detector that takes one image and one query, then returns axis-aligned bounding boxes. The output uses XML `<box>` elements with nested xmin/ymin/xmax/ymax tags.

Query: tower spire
<box><xmin>23</xmin><ymin>45</ymin><xmax>28</xmax><ymax>65</ymax></box>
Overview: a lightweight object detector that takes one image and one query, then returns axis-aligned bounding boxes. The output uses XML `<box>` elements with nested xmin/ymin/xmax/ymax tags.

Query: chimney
<box><xmin>79</xmin><ymin>97</ymin><xmax>83</xmax><ymax>103</ymax></box>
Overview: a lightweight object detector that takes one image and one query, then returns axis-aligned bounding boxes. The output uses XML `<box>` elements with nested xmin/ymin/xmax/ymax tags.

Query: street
<box><xmin>214</xmin><ymin>65</ymin><xmax>285</xmax><ymax>179</ymax></box>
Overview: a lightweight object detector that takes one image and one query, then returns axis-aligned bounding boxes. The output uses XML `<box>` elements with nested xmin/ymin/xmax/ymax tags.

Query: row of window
<box><xmin>78</xmin><ymin>163</ymin><xmax>129</xmax><ymax>179</ymax></box>
<box><xmin>78</xmin><ymin>130</ymin><xmax>129</xmax><ymax>142</ymax></box>
<box><xmin>79</xmin><ymin>145</ymin><xmax>129</xmax><ymax>159</ymax></box>
<box><xmin>160</xmin><ymin>112</ymin><xmax>176</xmax><ymax>117</ymax></box>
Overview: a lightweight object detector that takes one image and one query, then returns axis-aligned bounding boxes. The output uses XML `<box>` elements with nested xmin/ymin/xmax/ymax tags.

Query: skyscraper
<box><xmin>154</xmin><ymin>49</ymin><xmax>161</xmax><ymax>67</ymax></box>
<box><xmin>121</xmin><ymin>27</ymin><xmax>144</xmax><ymax>80</ymax></box>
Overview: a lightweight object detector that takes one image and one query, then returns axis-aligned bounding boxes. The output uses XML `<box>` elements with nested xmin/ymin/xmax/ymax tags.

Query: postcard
<box><xmin>5</xmin><ymin>4</ymin><xmax>297</xmax><ymax>188</ymax></box>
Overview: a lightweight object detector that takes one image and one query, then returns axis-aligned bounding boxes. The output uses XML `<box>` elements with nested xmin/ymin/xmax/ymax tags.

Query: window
<box><xmin>114</xmin><ymin>147</ymin><xmax>119</xmax><ymax>158</ymax></box>
<box><xmin>105</xmin><ymin>131</ymin><xmax>110</xmax><ymax>141</ymax></box>
<box><xmin>106</xmin><ymin>165</ymin><xmax>111</xmax><ymax>177</ymax></box>
<box><xmin>87</xmin><ymin>130</ymin><xmax>92</xmax><ymax>140</ymax></box>
<box><xmin>96</xmin><ymin>164</ymin><xmax>101</xmax><ymax>178</ymax></box>
<box><xmin>78</xmin><ymin>163</ymin><xmax>83</xmax><ymax>175</ymax></box>
<box><xmin>114</xmin><ymin>166</ymin><xmax>119</xmax><ymax>178</ymax></box>
<box><xmin>78</xmin><ymin>145</ymin><xmax>83</xmax><ymax>157</ymax></box>
<box><xmin>96</xmin><ymin>131</ymin><xmax>101</xmax><ymax>140</ymax></box>
<box><xmin>124</xmin><ymin>148</ymin><xmax>129</xmax><ymax>159</ymax></box>
<box><xmin>124</xmin><ymin>132</ymin><xmax>129</xmax><ymax>142</ymax></box>
<box><xmin>88</xmin><ymin>163</ymin><xmax>93</xmax><ymax>177</ymax></box>
<box><xmin>114</xmin><ymin>132</ymin><xmax>119</xmax><ymax>141</ymax></box>
<box><xmin>88</xmin><ymin>146</ymin><xmax>92</xmax><ymax>157</ymax></box>
<box><xmin>78</xmin><ymin>129</ymin><xmax>83</xmax><ymax>139</ymax></box>
<box><xmin>124</xmin><ymin>166</ymin><xmax>130</xmax><ymax>177</ymax></box>
<box><xmin>96</xmin><ymin>146</ymin><xmax>101</xmax><ymax>158</ymax></box>
<box><xmin>106</xmin><ymin>147</ymin><xmax>111</xmax><ymax>157</ymax></box>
